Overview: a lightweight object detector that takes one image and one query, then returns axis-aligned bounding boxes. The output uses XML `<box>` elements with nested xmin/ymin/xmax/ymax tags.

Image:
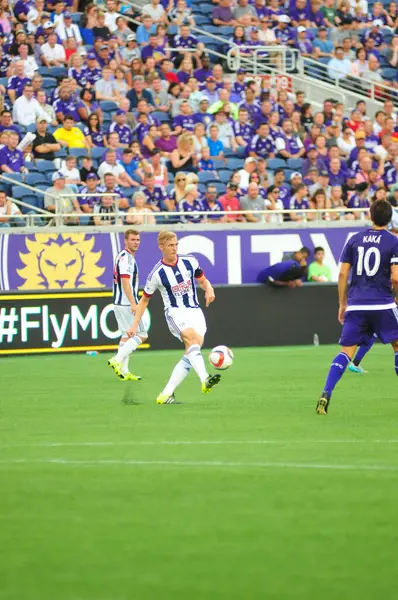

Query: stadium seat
<box><xmin>35</xmin><ymin>160</ymin><xmax>56</xmax><ymax>173</ymax></box>
<box><xmin>100</xmin><ymin>100</ymin><xmax>119</xmax><ymax>112</ymax></box>
<box><xmin>382</xmin><ymin>67</ymin><xmax>397</xmax><ymax>81</ymax></box>
<box><xmin>212</xmin><ymin>158</ymin><xmax>227</xmax><ymax>170</ymax></box>
<box><xmin>198</xmin><ymin>171</ymin><xmax>217</xmax><ymax>183</ymax></box>
<box><xmin>25</xmin><ymin>173</ymin><xmax>49</xmax><ymax>186</ymax></box>
<box><xmin>152</xmin><ymin>111</ymin><xmax>171</xmax><ymax>123</ymax></box>
<box><xmin>12</xmin><ymin>185</ymin><xmax>35</xmax><ymax>199</ymax></box>
<box><xmin>218</xmin><ymin>170</ymin><xmax>232</xmax><ymax>183</ymax></box>
<box><xmin>226</xmin><ymin>157</ymin><xmax>244</xmax><ymax>171</ymax></box>
<box><xmin>69</xmin><ymin>148</ymin><xmax>89</xmax><ymax>159</ymax></box>
<box><xmin>268</xmin><ymin>158</ymin><xmax>287</xmax><ymax>170</ymax></box>
<box><xmin>287</xmin><ymin>158</ymin><xmax>304</xmax><ymax>171</ymax></box>
<box><xmin>121</xmin><ymin>187</ymin><xmax>137</xmax><ymax>198</ymax></box>
<box><xmin>90</xmin><ymin>147</ymin><xmax>106</xmax><ymax>160</ymax></box>
<box><xmin>2</xmin><ymin>173</ymin><xmax>23</xmax><ymax>184</ymax></box>
<box><xmin>42</xmin><ymin>77</ymin><xmax>57</xmax><ymax>89</ymax></box>
<box><xmin>210</xmin><ymin>181</ymin><xmax>226</xmax><ymax>194</ymax></box>
<box><xmin>71</xmin><ymin>12</ymin><xmax>82</xmax><ymax>23</ymax></box>
<box><xmin>54</xmin><ymin>149</ymin><xmax>68</xmax><ymax>159</ymax></box>
<box><xmin>20</xmin><ymin>195</ymin><xmax>42</xmax><ymax>214</ymax></box>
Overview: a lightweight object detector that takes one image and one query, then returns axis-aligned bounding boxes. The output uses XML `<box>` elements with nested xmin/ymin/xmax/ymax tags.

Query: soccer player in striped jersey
<box><xmin>127</xmin><ymin>231</ymin><xmax>221</xmax><ymax>404</ymax></box>
<box><xmin>108</xmin><ymin>229</ymin><xmax>149</xmax><ymax>381</ymax></box>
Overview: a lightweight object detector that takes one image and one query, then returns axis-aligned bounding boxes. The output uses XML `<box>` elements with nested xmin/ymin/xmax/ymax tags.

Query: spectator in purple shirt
<box><xmin>302</xmin><ymin>145</ymin><xmax>326</xmax><ymax>175</ymax></box>
<box><xmin>213</xmin><ymin>0</ymin><xmax>236</xmax><ymax>26</ymax></box>
<box><xmin>172</xmin><ymin>100</ymin><xmax>195</xmax><ymax>135</ymax></box>
<box><xmin>290</xmin><ymin>0</ymin><xmax>310</xmax><ymax>26</ymax></box>
<box><xmin>0</xmin><ymin>131</ymin><xmax>26</xmax><ymax>174</ymax></box>
<box><xmin>194</xmin><ymin>56</ymin><xmax>213</xmax><ymax>83</ymax></box>
<box><xmin>7</xmin><ymin>61</ymin><xmax>31</xmax><ymax>104</ymax></box>
<box><xmin>155</xmin><ymin>122</ymin><xmax>178</xmax><ymax>159</ymax></box>
<box><xmin>295</xmin><ymin>26</ymin><xmax>314</xmax><ymax>57</ymax></box>
<box><xmin>141</xmin><ymin>34</ymin><xmax>167</xmax><ymax>63</ymax></box>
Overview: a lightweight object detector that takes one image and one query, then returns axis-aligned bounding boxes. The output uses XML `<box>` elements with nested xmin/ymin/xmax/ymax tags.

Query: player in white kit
<box><xmin>127</xmin><ymin>231</ymin><xmax>221</xmax><ymax>404</ymax></box>
<box><xmin>108</xmin><ymin>229</ymin><xmax>149</xmax><ymax>380</ymax></box>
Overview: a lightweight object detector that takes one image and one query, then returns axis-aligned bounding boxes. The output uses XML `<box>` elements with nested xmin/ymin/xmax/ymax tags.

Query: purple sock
<box><xmin>353</xmin><ymin>335</ymin><xmax>377</xmax><ymax>367</ymax></box>
<box><xmin>323</xmin><ymin>352</ymin><xmax>351</xmax><ymax>396</ymax></box>
<box><xmin>395</xmin><ymin>352</ymin><xmax>398</xmax><ymax>376</ymax></box>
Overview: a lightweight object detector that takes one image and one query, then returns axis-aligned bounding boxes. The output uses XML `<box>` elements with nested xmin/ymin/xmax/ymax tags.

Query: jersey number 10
<box><xmin>357</xmin><ymin>246</ymin><xmax>381</xmax><ymax>277</ymax></box>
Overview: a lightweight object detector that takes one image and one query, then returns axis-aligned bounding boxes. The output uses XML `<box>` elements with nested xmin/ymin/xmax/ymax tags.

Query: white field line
<box><xmin>0</xmin><ymin>458</ymin><xmax>398</xmax><ymax>472</ymax></box>
<box><xmin>1</xmin><ymin>439</ymin><xmax>398</xmax><ymax>448</ymax></box>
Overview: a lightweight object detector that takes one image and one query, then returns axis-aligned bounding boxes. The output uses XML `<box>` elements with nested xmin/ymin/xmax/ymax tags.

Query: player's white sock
<box><xmin>115</xmin><ymin>341</ymin><xmax>130</xmax><ymax>374</ymax></box>
<box><xmin>116</xmin><ymin>336</ymin><xmax>141</xmax><ymax>362</ymax></box>
<box><xmin>162</xmin><ymin>356</ymin><xmax>192</xmax><ymax>396</ymax></box>
<box><xmin>186</xmin><ymin>344</ymin><xmax>208</xmax><ymax>383</ymax></box>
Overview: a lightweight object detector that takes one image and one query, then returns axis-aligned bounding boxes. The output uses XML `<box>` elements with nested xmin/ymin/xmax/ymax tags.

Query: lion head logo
<box><xmin>17</xmin><ymin>233</ymin><xmax>105</xmax><ymax>290</ymax></box>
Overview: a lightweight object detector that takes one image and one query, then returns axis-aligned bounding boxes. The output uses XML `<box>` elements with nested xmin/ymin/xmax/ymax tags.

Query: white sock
<box><xmin>116</xmin><ymin>336</ymin><xmax>141</xmax><ymax>362</ymax></box>
<box><xmin>115</xmin><ymin>341</ymin><xmax>125</xmax><ymax>362</ymax></box>
<box><xmin>162</xmin><ymin>356</ymin><xmax>192</xmax><ymax>396</ymax></box>
<box><xmin>121</xmin><ymin>355</ymin><xmax>130</xmax><ymax>375</ymax></box>
<box><xmin>186</xmin><ymin>344</ymin><xmax>208</xmax><ymax>383</ymax></box>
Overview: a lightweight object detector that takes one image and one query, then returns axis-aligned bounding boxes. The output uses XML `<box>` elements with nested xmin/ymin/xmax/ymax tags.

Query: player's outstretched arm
<box><xmin>338</xmin><ymin>263</ymin><xmax>350</xmax><ymax>325</ymax></box>
<box><xmin>197</xmin><ymin>275</ymin><xmax>215</xmax><ymax>307</ymax></box>
<box><xmin>127</xmin><ymin>295</ymin><xmax>151</xmax><ymax>337</ymax></box>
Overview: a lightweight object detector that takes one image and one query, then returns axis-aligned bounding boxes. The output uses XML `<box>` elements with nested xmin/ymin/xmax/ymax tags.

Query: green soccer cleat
<box><xmin>119</xmin><ymin>372</ymin><xmax>142</xmax><ymax>381</ymax></box>
<box><xmin>202</xmin><ymin>373</ymin><xmax>221</xmax><ymax>394</ymax></box>
<box><xmin>316</xmin><ymin>392</ymin><xmax>331</xmax><ymax>415</ymax></box>
<box><xmin>156</xmin><ymin>393</ymin><xmax>180</xmax><ymax>404</ymax></box>
<box><xmin>108</xmin><ymin>358</ymin><xmax>123</xmax><ymax>377</ymax></box>
<box><xmin>348</xmin><ymin>363</ymin><xmax>368</xmax><ymax>374</ymax></box>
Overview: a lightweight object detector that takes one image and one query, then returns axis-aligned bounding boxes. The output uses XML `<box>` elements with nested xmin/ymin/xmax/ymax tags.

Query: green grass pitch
<box><xmin>1</xmin><ymin>345</ymin><xmax>398</xmax><ymax>600</ymax></box>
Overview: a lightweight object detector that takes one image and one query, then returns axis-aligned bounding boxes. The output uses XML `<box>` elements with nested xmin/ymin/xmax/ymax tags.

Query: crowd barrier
<box><xmin>0</xmin><ymin>285</ymin><xmax>340</xmax><ymax>356</ymax></box>
<box><xmin>0</xmin><ymin>225</ymin><xmax>362</xmax><ymax>291</ymax></box>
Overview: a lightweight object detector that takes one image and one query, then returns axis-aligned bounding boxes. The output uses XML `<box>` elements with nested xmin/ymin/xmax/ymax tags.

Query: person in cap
<box><xmin>121</xmin><ymin>33</ymin><xmax>141</xmax><ymax>64</ymax></box>
<box><xmin>44</xmin><ymin>171</ymin><xmax>81</xmax><ymax>223</ymax></box>
<box><xmin>32</xmin><ymin>117</ymin><xmax>61</xmax><ymax>160</ymax></box>
<box><xmin>312</xmin><ymin>26</ymin><xmax>334</xmax><ymax>59</ymax></box>
<box><xmin>274</xmin><ymin>15</ymin><xmax>295</xmax><ymax>46</ymax></box>
<box><xmin>258</xmin><ymin>16</ymin><xmax>277</xmax><ymax>45</ymax></box>
<box><xmin>360</xmin><ymin>18</ymin><xmax>385</xmax><ymax>48</ymax></box>
<box><xmin>109</xmin><ymin>109</ymin><xmax>133</xmax><ymax>146</ymax></box>
<box><xmin>342</xmin><ymin>170</ymin><xmax>358</xmax><ymax>203</ymax></box>
<box><xmin>84</xmin><ymin>54</ymin><xmax>103</xmax><ymax>85</ymax></box>
<box><xmin>302</xmin><ymin>144</ymin><xmax>326</xmax><ymax>175</ymax></box>
<box><xmin>219</xmin><ymin>182</ymin><xmax>243</xmax><ymax>222</ymax></box>
<box><xmin>56</xmin><ymin>11</ymin><xmax>83</xmax><ymax>45</ymax></box>
<box><xmin>295</xmin><ymin>26</ymin><xmax>314</xmax><ymax>57</ymax></box>
<box><xmin>347</xmin><ymin>130</ymin><xmax>367</xmax><ymax>164</ymax></box>
<box><xmin>115</xmin><ymin>15</ymin><xmax>132</xmax><ymax>45</ymax></box>
<box><xmin>79</xmin><ymin>172</ymin><xmax>102</xmax><ymax>215</ymax></box>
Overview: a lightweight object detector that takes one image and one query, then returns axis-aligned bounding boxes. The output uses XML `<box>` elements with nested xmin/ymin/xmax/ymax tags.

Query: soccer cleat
<box><xmin>316</xmin><ymin>392</ymin><xmax>331</xmax><ymax>415</ymax></box>
<box><xmin>119</xmin><ymin>372</ymin><xmax>142</xmax><ymax>381</ymax></box>
<box><xmin>202</xmin><ymin>373</ymin><xmax>221</xmax><ymax>394</ymax></box>
<box><xmin>156</xmin><ymin>393</ymin><xmax>178</xmax><ymax>404</ymax></box>
<box><xmin>108</xmin><ymin>358</ymin><xmax>123</xmax><ymax>377</ymax></box>
<box><xmin>348</xmin><ymin>363</ymin><xmax>368</xmax><ymax>374</ymax></box>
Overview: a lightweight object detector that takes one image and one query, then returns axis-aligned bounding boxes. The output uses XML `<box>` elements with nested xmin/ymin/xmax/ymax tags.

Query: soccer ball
<box><xmin>209</xmin><ymin>345</ymin><xmax>234</xmax><ymax>370</ymax></box>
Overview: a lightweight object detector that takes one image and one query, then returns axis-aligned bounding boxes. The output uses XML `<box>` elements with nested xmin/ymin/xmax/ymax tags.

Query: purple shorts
<box><xmin>339</xmin><ymin>308</ymin><xmax>398</xmax><ymax>347</ymax></box>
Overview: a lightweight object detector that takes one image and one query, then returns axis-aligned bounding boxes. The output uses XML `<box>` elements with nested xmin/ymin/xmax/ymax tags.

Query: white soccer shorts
<box><xmin>113</xmin><ymin>305</ymin><xmax>150</xmax><ymax>337</ymax></box>
<box><xmin>165</xmin><ymin>307</ymin><xmax>207</xmax><ymax>342</ymax></box>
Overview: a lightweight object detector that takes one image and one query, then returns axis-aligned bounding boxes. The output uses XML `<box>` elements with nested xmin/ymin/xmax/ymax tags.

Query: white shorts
<box><xmin>165</xmin><ymin>307</ymin><xmax>207</xmax><ymax>342</ymax></box>
<box><xmin>113</xmin><ymin>305</ymin><xmax>150</xmax><ymax>338</ymax></box>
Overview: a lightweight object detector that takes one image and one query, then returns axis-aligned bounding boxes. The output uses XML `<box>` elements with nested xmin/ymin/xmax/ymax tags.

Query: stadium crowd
<box><xmin>0</xmin><ymin>0</ymin><xmax>398</xmax><ymax>226</ymax></box>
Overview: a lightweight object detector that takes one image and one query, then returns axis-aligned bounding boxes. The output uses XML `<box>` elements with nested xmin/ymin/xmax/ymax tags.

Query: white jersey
<box><xmin>113</xmin><ymin>249</ymin><xmax>139</xmax><ymax>306</ymax></box>
<box><xmin>144</xmin><ymin>255</ymin><xmax>203</xmax><ymax>310</ymax></box>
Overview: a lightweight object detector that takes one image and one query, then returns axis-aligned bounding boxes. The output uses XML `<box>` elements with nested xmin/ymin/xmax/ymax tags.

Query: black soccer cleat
<box><xmin>316</xmin><ymin>392</ymin><xmax>331</xmax><ymax>415</ymax></box>
<box><xmin>202</xmin><ymin>373</ymin><xmax>221</xmax><ymax>394</ymax></box>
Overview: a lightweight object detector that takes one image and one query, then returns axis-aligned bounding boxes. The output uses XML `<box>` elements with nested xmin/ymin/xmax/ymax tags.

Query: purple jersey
<box><xmin>173</xmin><ymin>114</ymin><xmax>195</xmax><ymax>132</ymax></box>
<box><xmin>193</xmin><ymin>112</ymin><xmax>213</xmax><ymax>128</ymax></box>
<box><xmin>68</xmin><ymin>67</ymin><xmax>88</xmax><ymax>87</ymax></box>
<box><xmin>7</xmin><ymin>76</ymin><xmax>31</xmax><ymax>98</ymax></box>
<box><xmin>78</xmin><ymin>185</ymin><xmax>101</xmax><ymax>208</ymax></box>
<box><xmin>53</xmin><ymin>98</ymin><xmax>80</xmax><ymax>121</ymax></box>
<box><xmin>142</xmin><ymin>185</ymin><xmax>167</xmax><ymax>209</ymax></box>
<box><xmin>249</xmin><ymin>134</ymin><xmax>275</xmax><ymax>157</ymax></box>
<box><xmin>290</xmin><ymin>196</ymin><xmax>309</xmax><ymax>211</ymax></box>
<box><xmin>84</xmin><ymin>67</ymin><xmax>102</xmax><ymax>85</ymax></box>
<box><xmin>173</xmin><ymin>34</ymin><xmax>199</xmax><ymax>49</ymax></box>
<box><xmin>108</xmin><ymin>122</ymin><xmax>133</xmax><ymax>145</ymax></box>
<box><xmin>233</xmin><ymin>120</ymin><xmax>254</xmax><ymax>143</ymax></box>
<box><xmin>201</xmin><ymin>198</ymin><xmax>224</xmax><ymax>219</ymax></box>
<box><xmin>340</xmin><ymin>228</ymin><xmax>398</xmax><ymax>308</ymax></box>
<box><xmin>83</xmin><ymin>127</ymin><xmax>105</xmax><ymax>147</ymax></box>
<box><xmin>278</xmin><ymin>185</ymin><xmax>291</xmax><ymax>209</ymax></box>
<box><xmin>0</xmin><ymin>146</ymin><xmax>24</xmax><ymax>172</ymax></box>
<box><xmin>347</xmin><ymin>195</ymin><xmax>370</xmax><ymax>210</ymax></box>
<box><xmin>178</xmin><ymin>199</ymin><xmax>204</xmax><ymax>223</ymax></box>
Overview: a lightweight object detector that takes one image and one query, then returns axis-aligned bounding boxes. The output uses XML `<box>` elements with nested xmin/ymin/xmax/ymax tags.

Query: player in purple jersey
<box><xmin>316</xmin><ymin>201</ymin><xmax>398</xmax><ymax>414</ymax></box>
<box><xmin>126</xmin><ymin>231</ymin><xmax>221</xmax><ymax>404</ymax></box>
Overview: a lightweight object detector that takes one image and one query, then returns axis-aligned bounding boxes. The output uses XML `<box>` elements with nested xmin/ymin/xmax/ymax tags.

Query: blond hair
<box><xmin>185</xmin><ymin>172</ymin><xmax>199</xmax><ymax>185</ymax></box>
<box><xmin>158</xmin><ymin>231</ymin><xmax>177</xmax><ymax>246</ymax></box>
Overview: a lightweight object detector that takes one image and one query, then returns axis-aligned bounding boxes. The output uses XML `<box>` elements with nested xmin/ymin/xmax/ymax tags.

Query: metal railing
<box><xmin>0</xmin><ymin>206</ymin><xmax>370</xmax><ymax>228</ymax></box>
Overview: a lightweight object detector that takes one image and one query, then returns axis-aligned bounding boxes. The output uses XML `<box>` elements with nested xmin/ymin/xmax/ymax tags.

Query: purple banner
<box><xmin>0</xmin><ymin>227</ymin><xmax>363</xmax><ymax>291</ymax></box>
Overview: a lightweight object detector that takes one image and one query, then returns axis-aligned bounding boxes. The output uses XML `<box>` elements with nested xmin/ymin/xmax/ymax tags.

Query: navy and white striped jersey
<box><xmin>143</xmin><ymin>255</ymin><xmax>203</xmax><ymax>310</ymax></box>
<box><xmin>113</xmin><ymin>249</ymin><xmax>139</xmax><ymax>306</ymax></box>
